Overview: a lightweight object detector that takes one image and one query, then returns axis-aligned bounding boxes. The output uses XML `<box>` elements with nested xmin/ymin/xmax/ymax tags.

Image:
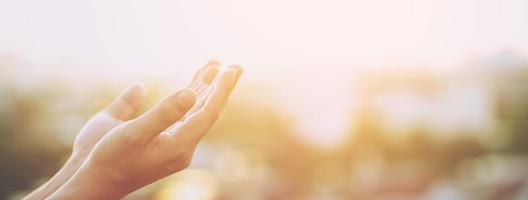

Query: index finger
<box><xmin>170</xmin><ymin>65</ymin><xmax>243</xmax><ymax>143</ymax></box>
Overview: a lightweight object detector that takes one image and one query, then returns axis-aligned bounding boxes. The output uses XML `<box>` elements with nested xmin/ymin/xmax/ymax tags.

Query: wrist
<box><xmin>47</xmin><ymin>160</ymin><xmax>129</xmax><ymax>200</ymax></box>
<box><xmin>66</xmin><ymin>151</ymin><xmax>87</xmax><ymax>169</ymax></box>
<box><xmin>23</xmin><ymin>152</ymin><xmax>87</xmax><ymax>200</ymax></box>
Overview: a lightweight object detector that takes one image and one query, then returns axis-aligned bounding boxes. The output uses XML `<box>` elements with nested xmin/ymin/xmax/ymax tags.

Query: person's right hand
<box><xmin>47</xmin><ymin>64</ymin><xmax>243</xmax><ymax>200</ymax></box>
<box><xmin>23</xmin><ymin>61</ymin><xmax>221</xmax><ymax>200</ymax></box>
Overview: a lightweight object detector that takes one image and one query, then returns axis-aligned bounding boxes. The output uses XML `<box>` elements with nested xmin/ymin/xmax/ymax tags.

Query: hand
<box><xmin>23</xmin><ymin>84</ymin><xmax>146</xmax><ymax>200</ymax></box>
<box><xmin>73</xmin><ymin>59</ymin><xmax>221</xmax><ymax>157</ymax></box>
<box><xmin>72</xmin><ymin>84</ymin><xmax>146</xmax><ymax>158</ymax></box>
<box><xmin>47</xmin><ymin>64</ymin><xmax>243</xmax><ymax>199</ymax></box>
<box><xmin>24</xmin><ymin>61</ymin><xmax>222</xmax><ymax>200</ymax></box>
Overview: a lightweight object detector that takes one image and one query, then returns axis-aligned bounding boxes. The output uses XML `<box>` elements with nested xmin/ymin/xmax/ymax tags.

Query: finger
<box><xmin>194</xmin><ymin>83</ymin><xmax>210</xmax><ymax>97</ymax></box>
<box><xmin>200</xmin><ymin>64</ymin><xmax>220</xmax><ymax>85</ymax></box>
<box><xmin>189</xmin><ymin>60</ymin><xmax>220</xmax><ymax>89</ymax></box>
<box><xmin>196</xmin><ymin>65</ymin><xmax>242</xmax><ymax>114</ymax></box>
<box><xmin>184</xmin><ymin>65</ymin><xmax>221</xmax><ymax>117</ymax></box>
<box><xmin>189</xmin><ymin>68</ymin><xmax>204</xmax><ymax>88</ymax></box>
<box><xmin>171</xmin><ymin>65</ymin><xmax>243</xmax><ymax>143</ymax></box>
<box><xmin>202</xmin><ymin>65</ymin><xmax>242</xmax><ymax>113</ymax></box>
<box><xmin>166</xmin><ymin>64</ymin><xmax>220</xmax><ymax>131</ymax></box>
<box><xmin>190</xmin><ymin>65</ymin><xmax>220</xmax><ymax>95</ymax></box>
<box><xmin>128</xmin><ymin>89</ymin><xmax>196</xmax><ymax>140</ymax></box>
<box><xmin>103</xmin><ymin>83</ymin><xmax>147</xmax><ymax>121</ymax></box>
<box><xmin>181</xmin><ymin>85</ymin><xmax>213</xmax><ymax>120</ymax></box>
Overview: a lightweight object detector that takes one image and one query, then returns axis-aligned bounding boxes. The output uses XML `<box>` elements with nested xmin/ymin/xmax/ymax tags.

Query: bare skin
<box><xmin>23</xmin><ymin>82</ymin><xmax>147</xmax><ymax>200</ymax></box>
<box><xmin>24</xmin><ymin>61</ymin><xmax>242</xmax><ymax>200</ymax></box>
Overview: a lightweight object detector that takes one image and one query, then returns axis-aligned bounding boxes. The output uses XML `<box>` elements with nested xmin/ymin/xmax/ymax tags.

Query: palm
<box><xmin>60</xmin><ymin>64</ymin><xmax>241</xmax><ymax>199</ymax></box>
<box><xmin>73</xmin><ymin>113</ymin><xmax>127</xmax><ymax>155</ymax></box>
<box><xmin>72</xmin><ymin>61</ymin><xmax>220</xmax><ymax>156</ymax></box>
<box><xmin>72</xmin><ymin>84</ymin><xmax>146</xmax><ymax>156</ymax></box>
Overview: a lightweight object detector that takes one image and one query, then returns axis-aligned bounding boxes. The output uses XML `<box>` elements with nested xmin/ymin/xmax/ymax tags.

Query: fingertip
<box><xmin>122</xmin><ymin>82</ymin><xmax>148</xmax><ymax>106</ymax></box>
<box><xmin>191</xmin><ymin>61</ymin><xmax>219</xmax><ymax>86</ymax></box>
<box><xmin>215</xmin><ymin>68</ymin><xmax>237</xmax><ymax>89</ymax></box>
<box><xmin>205</xmin><ymin>60</ymin><xmax>221</xmax><ymax>67</ymax></box>
<box><xmin>202</xmin><ymin>65</ymin><xmax>221</xmax><ymax>84</ymax></box>
<box><xmin>176</xmin><ymin>88</ymin><xmax>197</xmax><ymax>109</ymax></box>
<box><xmin>132</xmin><ymin>82</ymin><xmax>148</xmax><ymax>95</ymax></box>
<box><xmin>106</xmin><ymin>83</ymin><xmax>148</xmax><ymax>120</ymax></box>
<box><xmin>207</xmin><ymin>68</ymin><xmax>237</xmax><ymax>100</ymax></box>
<box><xmin>229</xmin><ymin>64</ymin><xmax>244</xmax><ymax>77</ymax></box>
<box><xmin>224</xmin><ymin>67</ymin><xmax>237</xmax><ymax>77</ymax></box>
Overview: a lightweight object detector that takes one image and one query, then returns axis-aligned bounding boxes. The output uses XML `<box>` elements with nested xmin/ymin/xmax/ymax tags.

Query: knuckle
<box><xmin>121</xmin><ymin>135</ymin><xmax>139</xmax><ymax>146</ymax></box>
<box><xmin>168</xmin><ymin>92</ymin><xmax>193</xmax><ymax>110</ymax></box>
<box><xmin>219</xmin><ymin>88</ymin><xmax>229</xmax><ymax>97</ymax></box>
<box><xmin>172</xmin><ymin>98</ymin><xmax>190</xmax><ymax>112</ymax></box>
<box><xmin>157</xmin><ymin>108</ymin><xmax>176</xmax><ymax>124</ymax></box>
<box><xmin>117</xmin><ymin>122</ymin><xmax>147</xmax><ymax>145</ymax></box>
<box><xmin>159</xmin><ymin>95</ymin><xmax>191</xmax><ymax>121</ymax></box>
<box><xmin>166</xmin><ymin>156</ymin><xmax>192</xmax><ymax>171</ymax></box>
<box><xmin>214</xmin><ymin>87</ymin><xmax>230</xmax><ymax>98</ymax></box>
<box><xmin>118</xmin><ymin>130</ymin><xmax>143</xmax><ymax>146</ymax></box>
<box><xmin>203</xmin><ymin>107</ymin><xmax>220</xmax><ymax>121</ymax></box>
<box><xmin>180</xmin><ymin>157</ymin><xmax>192</xmax><ymax>169</ymax></box>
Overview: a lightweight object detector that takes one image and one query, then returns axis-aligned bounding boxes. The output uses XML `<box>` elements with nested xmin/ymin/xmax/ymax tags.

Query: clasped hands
<box><xmin>24</xmin><ymin>61</ymin><xmax>243</xmax><ymax>200</ymax></box>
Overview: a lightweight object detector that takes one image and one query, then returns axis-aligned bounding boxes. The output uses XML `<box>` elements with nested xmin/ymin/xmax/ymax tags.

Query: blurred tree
<box><xmin>204</xmin><ymin>88</ymin><xmax>318</xmax><ymax>199</ymax></box>
<box><xmin>0</xmin><ymin>57</ymin><xmax>68</xmax><ymax>199</ymax></box>
<box><xmin>0</xmin><ymin>86</ymin><xmax>68</xmax><ymax>199</ymax></box>
<box><xmin>486</xmin><ymin>52</ymin><xmax>528</xmax><ymax>153</ymax></box>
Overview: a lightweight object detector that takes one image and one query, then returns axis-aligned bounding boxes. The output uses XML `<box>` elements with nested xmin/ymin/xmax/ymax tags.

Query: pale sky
<box><xmin>1</xmin><ymin>0</ymin><xmax>528</xmax><ymax>78</ymax></box>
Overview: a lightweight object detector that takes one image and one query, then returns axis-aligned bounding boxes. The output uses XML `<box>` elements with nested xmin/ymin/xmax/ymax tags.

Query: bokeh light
<box><xmin>2</xmin><ymin>0</ymin><xmax>528</xmax><ymax>199</ymax></box>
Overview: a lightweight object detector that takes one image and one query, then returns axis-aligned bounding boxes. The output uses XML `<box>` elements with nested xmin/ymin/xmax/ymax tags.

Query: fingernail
<box><xmin>120</xmin><ymin>82</ymin><xmax>147</xmax><ymax>105</ymax></box>
<box><xmin>225</xmin><ymin>68</ymin><xmax>237</xmax><ymax>79</ymax></box>
<box><xmin>203</xmin><ymin>61</ymin><xmax>220</xmax><ymax>72</ymax></box>
<box><xmin>203</xmin><ymin>65</ymin><xmax>220</xmax><ymax>84</ymax></box>
<box><xmin>177</xmin><ymin>89</ymin><xmax>196</xmax><ymax>108</ymax></box>
<box><xmin>130</xmin><ymin>82</ymin><xmax>147</xmax><ymax>96</ymax></box>
<box><xmin>230</xmin><ymin>65</ymin><xmax>244</xmax><ymax>77</ymax></box>
<box><xmin>206</xmin><ymin>60</ymin><xmax>221</xmax><ymax>67</ymax></box>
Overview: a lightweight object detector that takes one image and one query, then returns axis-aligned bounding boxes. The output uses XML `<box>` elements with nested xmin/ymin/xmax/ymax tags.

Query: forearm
<box><xmin>45</xmin><ymin>162</ymin><xmax>129</xmax><ymax>200</ymax></box>
<box><xmin>23</xmin><ymin>153</ymin><xmax>85</xmax><ymax>200</ymax></box>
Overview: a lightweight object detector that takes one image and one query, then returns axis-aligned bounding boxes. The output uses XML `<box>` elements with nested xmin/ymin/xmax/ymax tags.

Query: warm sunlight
<box><xmin>2</xmin><ymin>0</ymin><xmax>528</xmax><ymax>199</ymax></box>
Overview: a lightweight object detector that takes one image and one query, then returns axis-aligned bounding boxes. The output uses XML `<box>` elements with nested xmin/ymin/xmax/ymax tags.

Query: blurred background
<box><xmin>2</xmin><ymin>0</ymin><xmax>528</xmax><ymax>199</ymax></box>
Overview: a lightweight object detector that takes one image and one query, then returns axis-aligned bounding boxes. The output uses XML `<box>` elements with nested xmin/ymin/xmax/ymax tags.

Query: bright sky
<box><xmin>1</xmin><ymin>0</ymin><xmax>527</xmax><ymax>149</ymax></box>
<box><xmin>1</xmin><ymin>0</ymin><xmax>528</xmax><ymax>75</ymax></box>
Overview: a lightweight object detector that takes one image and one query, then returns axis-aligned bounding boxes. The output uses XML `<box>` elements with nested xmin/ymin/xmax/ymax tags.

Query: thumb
<box><xmin>104</xmin><ymin>82</ymin><xmax>147</xmax><ymax>121</ymax></box>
